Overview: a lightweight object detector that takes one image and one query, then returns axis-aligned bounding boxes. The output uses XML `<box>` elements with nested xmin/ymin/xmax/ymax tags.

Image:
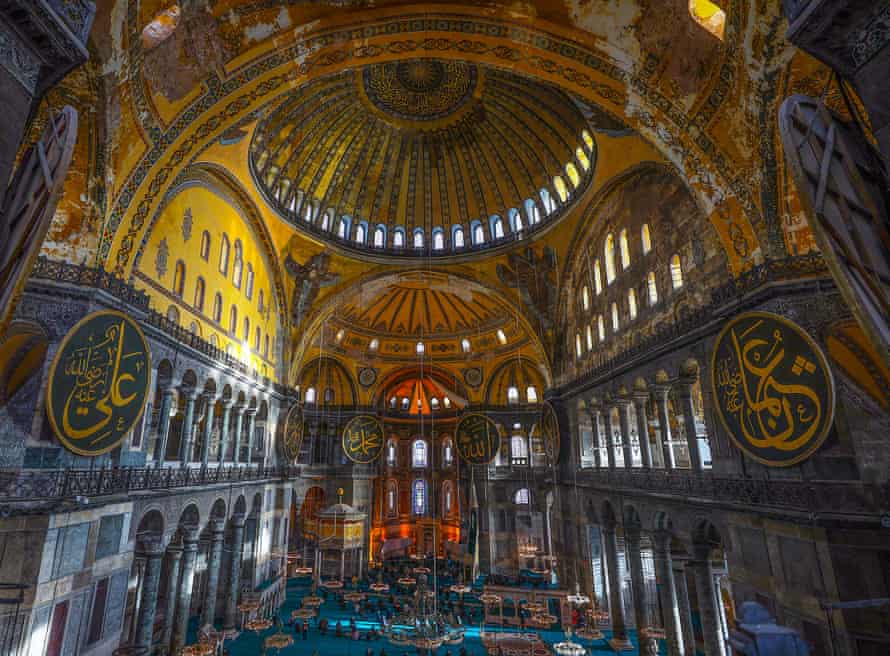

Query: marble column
<box><xmin>201</xmin><ymin>394</ymin><xmax>217</xmax><ymax>466</ymax></box>
<box><xmin>244</xmin><ymin>410</ymin><xmax>257</xmax><ymax>465</ymax></box>
<box><xmin>588</xmin><ymin>406</ymin><xmax>604</xmax><ymax>468</ymax></box>
<box><xmin>231</xmin><ymin>407</ymin><xmax>245</xmax><ymax>465</ymax></box>
<box><xmin>624</xmin><ymin>526</ymin><xmax>649</xmax><ymax>633</ymax></box>
<box><xmin>676</xmin><ymin>381</ymin><xmax>703</xmax><ymax>472</ymax></box>
<box><xmin>652</xmin><ymin>532</ymin><xmax>683</xmax><ymax>656</ymax></box>
<box><xmin>632</xmin><ymin>394</ymin><xmax>653</xmax><ymax>468</ymax></box>
<box><xmin>223</xmin><ymin>514</ymin><xmax>247</xmax><ymax>631</ymax></box>
<box><xmin>171</xmin><ymin>528</ymin><xmax>199</xmax><ymax>654</ymax></box>
<box><xmin>201</xmin><ymin>519</ymin><xmax>226</xmax><ymax>626</ymax></box>
<box><xmin>161</xmin><ymin>546</ymin><xmax>183</xmax><ymax>648</ymax></box>
<box><xmin>217</xmin><ymin>401</ymin><xmax>233</xmax><ymax>464</ymax></box>
<box><xmin>134</xmin><ymin>540</ymin><xmax>165</xmax><ymax>650</ymax></box>
<box><xmin>673</xmin><ymin>563</ymin><xmax>696</xmax><ymax>656</ymax></box>
<box><xmin>602</xmin><ymin>522</ymin><xmax>632</xmax><ymax>651</ymax></box>
<box><xmin>689</xmin><ymin>545</ymin><xmax>725</xmax><ymax>656</ymax></box>
<box><xmin>154</xmin><ymin>387</ymin><xmax>176</xmax><ymax>464</ymax></box>
<box><xmin>653</xmin><ymin>386</ymin><xmax>675</xmax><ymax>469</ymax></box>
<box><xmin>617</xmin><ymin>400</ymin><xmax>634</xmax><ymax>468</ymax></box>
<box><xmin>179</xmin><ymin>392</ymin><xmax>198</xmax><ymax>465</ymax></box>
<box><xmin>604</xmin><ymin>407</ymin><xmax>618</xmax><ymax>469</ymax></box>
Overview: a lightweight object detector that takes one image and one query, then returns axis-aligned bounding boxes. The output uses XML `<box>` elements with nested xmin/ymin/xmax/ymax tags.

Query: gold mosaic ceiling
<box><xmin>249</xmin><ymin>59</ymin><xmax>595</xmax><ymax>258</ymax></box>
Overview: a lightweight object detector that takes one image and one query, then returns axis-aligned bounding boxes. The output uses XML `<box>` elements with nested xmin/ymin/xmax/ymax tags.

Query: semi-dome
<box><xmin>250</xmin><ymin>59</ymin><xmax>596</xmax><ymax>259</ymax></box>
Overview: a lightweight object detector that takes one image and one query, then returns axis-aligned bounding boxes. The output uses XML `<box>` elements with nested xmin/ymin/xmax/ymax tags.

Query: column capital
<box><xmin>230</xmin><ymin>513</ymin><xmax>247</xmax><ymax>528</ymax></box>
<box><xmin>180</xmin><ymin>526</ymin><xmax>200</xmax><ymax>546</ymax></box>
<box><xmin>690</xmin><ymin>542</ymin><xmax>713</xmax><ymax>562</ymax></box>
<box><xmin>209</xmin><ymin>518</ymin><xmax>226</xmax><ymax>535</ymax></box>
<box><xmin>167</xmin><ymin>544</ymin><xmax>183</xmax><ymax>560</ymax></box>
<box><xmin>632</xmin><ymin>391</ymin><xmax>650</xmax><ymax>406</ymax></box>
<box><xmin>651</xmin><ymin>530</ymin><xmax>672</xmax><ymax>554</ymax></box>
<box><xmin>674</xmin><ymin>378</ymin><xmax>696</xmax><ymax>399</ymax></box>
<box><xmin>624</xmin><ymin>523</ymin><xmax>642</xmax><ymax>542</ymax></box>
<box><xmin>221</xmin><ymin>398</ymin><xmax>235</xmax><ymax>410</ymax></box>
<box><xmin>137</xmin><ymin>538</ymin><xmax>166</xmax><ymax>558</ymax></box>
<box><xmin>180</xmin><ymin>387</ymin><xmax>199</xmax><ymax>401</ymax></box>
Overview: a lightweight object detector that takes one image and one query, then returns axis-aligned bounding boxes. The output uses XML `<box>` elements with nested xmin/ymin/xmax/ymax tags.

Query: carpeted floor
<box><xmin>196</xmin><ymin>577</ymin><xmax>667</xmax><ymax>656</ymax></box>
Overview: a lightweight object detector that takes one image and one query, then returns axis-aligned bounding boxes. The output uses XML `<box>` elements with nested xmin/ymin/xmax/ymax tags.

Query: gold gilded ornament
<box><xmin>342</xmin><ymin>415</ymin><xmax>384</xmax><ymax>464</ymax></box>
<box><xmin>455</xmin><ymin>413</ymin><xmax>502</xmax><ymax>465</ymax></box>
<box><xmin>280</xmin><ymin>403</ymin><xmax>304</xmax><ymax>463</ymax></box>
<box><xmin>711</xmin><ymin>311</ymin><xmax>835</xmax><ymax>467</ymax></box>
<box><xmin>46</xmin><ymin>310</ymin><xmax>151</xmax><ymax>456</ymax></box>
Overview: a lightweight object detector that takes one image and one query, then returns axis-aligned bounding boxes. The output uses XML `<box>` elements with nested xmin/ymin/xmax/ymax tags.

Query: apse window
<box><xmin>507</xmin><ymin>386</ymin><xmax>520</xmax><ymax>405</ymax></box>
<box><xmin>461</xmin><ymin>338</ymin><xmax>471</xmax><ymax>353</ymax></box>
<box><xmin>413</xmin><ymin>440</ymin><xmax>428</xmax><ymax>468</ymax></box>
<box><xmin>594</xmin><ymin>260</ymin><xmax>603</xmax><ymax>295</ymax></box>
<box><xmin>442</xmin><ymin>396</ymin><xmax>451</xmax><ymax>409</ymax></box>
<box><xmin>628</xmin><ymin>288</ymin><xmax>638</xmax><ymax>320</ymax></box>
<box><xmin>413</xmin><ymin>229</ymin><xmax>424</xmax><ymax>249</ymax></box>
<box><xmin>373</xmin><ymin>226</ymin><xmax>385</xmax><ymax>248</ymax></box>
<box><xmin>670</xmin><ymin>254</ymin><xmax>684</xmax><ymax>290</ymax></box>
<box><xmin>454</xmin><ymin>227</ymin><xmax>465</xmax><ymax>249</ymax></box>
<box><xmin>641</xmin><ymin>224</ymin><xmax>652</xmax><ymax>255</ymax></box>
<box><xmin>497</xmin><ymin>329</ymin><xmax>507</xmax><ymax>345</ymax></box>
<box><xmin>581</xmin><ymin>286</ymin><xmax>590</xmax><ymax>312</ymax></box>
<box><xmin>619</xmin><ymin>229</ymin><xmax>631</xmax><ymax>270</ymax></box>
<box><xmin>511</xmin><ymin>435</ymin><xmax>528</xmax><ymax>463</ymax></box>
<box><xmin>526</xmin><ymin>386</ymin><xmax>538</xmax><ymax>403</ymax></box>
<box><xmin>648</xmin><ymin>272</ymin><xmax>659</xmax><ymax>306</ymax></box>
<box><xmin>575</xmin><ymin>333</ymin><xmax>583</xmax><ymax>359</ymax></box>
<box><xmin>604</xmin><ymin>234</ymin><xmax>616</xmax><ymax>284</ymax></box>
<box><xmin>416</xmin><ymin>341</ymin><xmax>425</xmax><ymax>355</ymax></box>
<box><xmin>387</xmin><ymin>487</ymin><xmax>396</xmax><ymax>514</ymax></box>
<box><xmin>473</xmin><ymin>223</ymin><xmax>485</xmax><ymax>245</ymax></box>
<box><xmin>393</xmin><ymin>228</ymin><xmax>405</xmax><ymax>248</ymax></box>
<box><xmin>413</xmin><ymin>480</ymin><xmax>427</xmax><ymax>515</ymax></box>
<box><xmin>690</xmin><ymin>0</ymin><xmax>726</xmax><ymax>40</ymax></box>
<box><xmin>576</xmin><ymin>148</ymin><xmax>591</xmax><ymax>172</ymax></box>
<box><xmin>586</xmin><ymin>324</ymin><xmax>594</xmax><ymax>351</ymax></box>
<box><xmin>305</xmin><ymin>387</ymin><xmax>317</xmax><ymax>404</ymax></box>
<box><xmin>387</xmin><ymin>440</ymin><xmax>397</xmax><ymax>465</ymax></box>
<box><xmin>430</xmin><ymin>397</ymin><xmax>440</xmax><ymax>411</ymax></box>
<box><xmin>433</xmin><ymin>230</ymin><xmax>445</xmax><ymax>251</ymax></box>
<box><xmin>611</xmin><ymin>302</ymin><xmax>620</xmax><ymax>333</ymax></box>
<box><xmin>443</xmin><ymin>441</ymin><xmax>453</xmax><ymax>465</ymax></box>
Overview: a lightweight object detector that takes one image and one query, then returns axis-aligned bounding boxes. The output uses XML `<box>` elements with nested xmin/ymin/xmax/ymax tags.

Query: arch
<box><xmin>489</xmin><ymin>215</ymin><xmax>504</xmax><ymax>240</ymax></box>
<box><xmin>172</xmin><ymin>260</ymin><xmax>185</xmax><ymax>297</ymax></box>
<box><xmin>200</xmin><ymin>230</ymin><xmax>211</xmax><ymax>260</ymax></box>
<box><xmin>393</xmin><ymin>226</ymin><xmax>405</xmax><ymax>248</ymax></box>
<box><xmin>484</xmin><ymin>356</ymin><xmax>548</xmax><ymax>406</ymax></box>
<box><xmin>452</xmin><ymin>225</ymin><xmax>466</xmax><ymax>249</ymax></box>
<box><xmin>297</xmin><ymin>356</ymin><xmax>358</xmax><ymax>406</ymax></box>
<box><xmin>178</xmin><ymin>504</ymin><xmax>201</xmax><ymax>530</ymax></box>
<box><xmin>210</xmin><ymin>498</ymin><xmax>227</xmax><ymax>520</ymax></box>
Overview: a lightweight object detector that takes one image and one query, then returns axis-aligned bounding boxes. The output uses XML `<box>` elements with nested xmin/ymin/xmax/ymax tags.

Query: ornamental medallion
<box><xmin>46</xmin><ymin>310</ymin><xmax>151</xmax><ymax>456</ymax></box>
<box><xmin>456</xmin><ymin>413</ymin><xmax>502</xmax><ymax>465</ymax></box>
<box><xmin>281</xmin><ymin>403</ymin><xmax>305</xmax><ymax>464</ymax></box>
<box><xmin>342</xmin><ymin>415</ymin><xmax>384</xmax><ymax>464</ymax></box>
<box><xmin>711</xmin><ymin>311</ymin><xmax>835</xmax><ymax>467</ymax></box>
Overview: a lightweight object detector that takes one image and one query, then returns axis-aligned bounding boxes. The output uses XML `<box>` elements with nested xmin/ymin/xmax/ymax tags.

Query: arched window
<box><xmin>611</xmin><ymin>302</ymin><xmax>620</xmax><ymax>333</ymax></box>
<box><xmin>210</xmin><ymin>334</ymin><xmax>219</xmax><ymax>348</ymax></box>
<box><xmin>189</xmin><ymin>321</ymin><xmax>199</xmax><ymax>336</ymax></box>
<box><xmin>582</xmin><ymin>129</ymin><xmax>594</xmax><ymax>151</ymax></box>
<box><xmin>321</xmin><ymin>211</ymin><xmax>331</xmax><ymax>231</ymax></box>
<box><xmin>670</xmin><ymin>254</ymin><xmax>684</xmax><ymax>289</ymax></box>
<box><xmin>193</xmin><ymin>277</ymin><xmax>205</xmax><ymax>311</ymax></box>
<box><xmin>264</xmin><ymin>334</ymin><xmax>270</xmax><ymax>358</ymax></box>
<box><xmin>553</xmin><ymin>176</ymin><xmax>568</xmax><ymax>202</ymax></box>
<box><xmin>323</xmin><ymin>388</ymin><xmax>334</xmax><ymax>403</ymax></box>
<box><xmin>413</xmin><ymin>229</ymin><xmax>424</xmax><ymax>249</ymax></box>
<box><xmin>430</xmin><ymin>397</ymin><xmax>440</xmax><ymax>411</ymax></box>
<box><xmin>443</xmin><ymin>397</ymin><xmax>451</xmax><ymax>409</ymax></box>
<box><xmin>604</xmin><ymin>234</ymin><xmax>617</xmax><ymax>284</ymax></box>
<box><xmin>166</xmin><ymin>305</ymin><xmax>180</xmax><ymax>324</ymax></box>
<box><xmin>443</xmin><ymin>482</ymin><xmax>453</xmax><ymax>514</ymax></box>
<box><xmin>355</xmin><ymin>223</ymin><xmax>367</xmax><ymax>244</ymax></box>
<box><xmin>432</xmin><ymin>228</ymin><xmax>445</xmax><ymax>251</ymax></box>
<box><xmin>540</xmin><ymin>188</ymin><xmax>556</xmax><ymax>214</ymax></box>
<box><xmin>586</xmin><ymin>324</ymin><xmax>594</xmax><ymax>351</ymax></box>
<box><xmin>213</xmin><ymin>293</ymin><xmax>223</xmax><ymax>323</ymax></box>
<box><xmin>393</xmin><ymin>227</ymin><xmax>405</xmax><ymax>248</ymax></box>
<box><xmin>641</xmin><ymin>223</ymin><xmax>652</xmax><ymax>255</ymax></box>
<box><xmin>690</xmin><ymin>0</ymin><xmax>726</xmax><ymax>40</ymax></box>
<box><xmin>416</xmin><ymin>341</ymin><xmax>425</xmax><ymax>355</ymax></box>
<box><xmin>305</xmin><ymin>387</ymin><xmax>317</xmax><ymax>404</ymax></box>
<box><xmin>514</xmin><ymin>488</ymin><xmax>530</xmax><ymax>505</ymax></box>
<box><xmin>508</xmin><ymin>208</ymin><xmax>523</xmax><ymax>233</ymax></box>
<box><xmin>581</xmin><ymin>285</ymin><xmax>590</xmax><ymax>312</ymax></box>
<box><xmin>527</xmin><ymin>386</ymin><xmax>538</xmax><ymax>403</ymax></box>
<box><xmin>472</xmin><ymin>222</ymin><xmax>485</xmax><ymax>245</ymax></box>
<box><xmin>242</xmin><ymin>316</ymin><xmax>250</xmax><ymax>342</ymax></box>
<box><xmin>304</xmin><ymin>202</ymin><xmax>314</xmax><ymax>223</ymax></box>
<box><xmin>565</xmin><ymin>163</ymin><xmax>580</xmax><ymax>188</ymax></box>
<box><xmin>619</xmin><ymin>228</ymin><xmax>631</xmax><ymax>270</ymax></box>
<box><xmin>511</xmin><ymin>435</ymin><xmax>528</xmax><ymax>463</ymax></box>
<box><xmin>258</xmin><ymin>289</ymin><xmax>265</xmax><ymax>314</ymax></box>
<box><xmin>245</xmin><ymin>264</ymin><xmax>254</xmax><ymax>300</ymax></box>
<box><xmin>200</xmin><ymin>231</ymin><xmax>211</xmax><ymax>260</ymax></box>
<box><xmin>337</xmin><ymin>216</ymin><xmax>350</xmax><ymax>239</ymax></box>
<box><xmin>369</xmin><ymin>338</ymin><xmax>379</xmax><ymax>351</ymax></box>
<box><xmin>229</xmin><ymin>306</ymin><xmax>237</xmax><ymax>335</ymax></box>
<box><xmin>254</xmin><ymin>327</ymin><xmax>261</xmax><ymax>352</ymax></box>
<box><xmin>387</xmin><ymin>482</ymin><xmax>397</xmax><ymax>515</ymax></box>
<box><xmin>594</xmin><ymin>260</ymin><xmax>603</xmax><ymax>294</ymax></box>
<box><xmin>173</xmin><ymin>260</ymin><xmax>185</xmax><ymax>297</ymax></box>
<box><xmin>628</xmin><ymin>288</ymin><xmax>638</xmax><ymax>320</ymax></box>
<box><xmin>507</xmin><ymin>386</ymin><xmax>520</xmax><ymax>405</ymax></box>
<box><xmin>490</xmin><ymin>215</ymin><xmax>504</xmax><ymax>240</ymax></box>
<box><xmin>575</xmin><ymin>333</ymin><xmax>583</xmax><ymax>359</ymax></box>
<box><xmin>401</xmin><ymin>397</ymin><xmax>410</xmax><ymax>411</ymax></box>
<box><xmin>576</xmin><ymin>147</ymin><xmax>591</xmax><ymax>171</ymax></box>
<box><xmin>219</xmin><ymin>235</ymin><xmax>230</xmax><ymax>275</ymax></box>
<box><xmin>461</xmin><ymin>338</ymin><xmax>471</xmax><ymax>353</ymax></box>
<box><xmin>496</xmin><ymin>329</ymin><xmax>507</xmax><ymax>345</ymax></box>
<box><xmin>525</xmin><ymin>198</ymin><xmax>541</xmax><ymax>225</ymax></box>
<box><xmin>453</xmin><ymin>226</ymin><xmax>465</xmax><ymax>249</ymax></box>
<box><xmin>232</xmin><ymin>240</ymin><xmax>243</xmax><ymax>289</ymax></box>
<box><xmin>373</xmin><ymin>225</ymin><xmax>385</xmax><ymax>248</ymax></box>
<box><xmin>412</xmin><ymin>479</ymin><xmax>427</xmax><ymax>515</ymax></box>
<box><xmin>597</xmin><ymin>315</ymin><xmax>605</xmax><ymax>342</ymax></box>
<box><xmin>412</xmin><ymin>440</ymin><xmax>427</xmax><ymax>468</ymax></box>
<box><xmin>387</xmin><ymin>440</ymin><xmax>397</xmax><ymax>466</ymax></box>
<box><xmin>443</xmin><ymin>439</ymin><xmax>453</xmax><ymax>465</ymax></box>
<box><xmin>648</xmin><ymin>272</ymin><xmax>659</xmax><ymax>305</ymax></box>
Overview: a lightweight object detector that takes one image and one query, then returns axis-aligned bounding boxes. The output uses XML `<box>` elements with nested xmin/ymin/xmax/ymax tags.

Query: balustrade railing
<box><xmin>575</xmin><ymin>467</ymin><xmax>888</xmax><ymax>517</ymax></box>
<box><xmin>0</xmin><ymin>464</ymin><xmax>297</xmax><ymax>503</ymax></box>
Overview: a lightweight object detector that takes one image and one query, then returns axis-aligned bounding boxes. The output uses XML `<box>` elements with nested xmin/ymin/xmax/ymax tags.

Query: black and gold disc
<box><xmin>456</xmin><ymin>413</ymin><xmax>502</xmax><ymax>465</ymax></box>
<box><xmin>711</xmin><ymin>311</ymin><xmax>835</xmax><ymax>467</ymax></box>
<box><xmin>342</xmin><ymin>415</ymin><xmax>384</xmax><ymax>464</ymax></box>
<box><xmin>281</xmin><ymin>403</ymin><xmax>305</xmax><ymax>463</ymax></box>
<box><xmin>46</xmin><ymin>310</ymin><xmax>151</xmax><ymax>456</ymax></box>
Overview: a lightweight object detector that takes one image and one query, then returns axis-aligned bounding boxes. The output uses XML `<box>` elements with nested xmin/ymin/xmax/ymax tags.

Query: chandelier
<box><xmin>383</xmin><ymin>574</ymin><xmax>465</xmax><ymax>650</ymax></box>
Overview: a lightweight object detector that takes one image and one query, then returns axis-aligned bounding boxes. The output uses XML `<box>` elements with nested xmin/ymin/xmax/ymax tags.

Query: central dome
<box><xmin>250</xmin><ymin>59</ymin><xmax>595</xmax><ymax>258</ymax></box>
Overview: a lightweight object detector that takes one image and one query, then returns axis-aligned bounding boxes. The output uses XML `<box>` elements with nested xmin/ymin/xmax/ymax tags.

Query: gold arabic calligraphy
<box><xmin>343</xmin><ymin>417</ymin><xmax>383</xmax><ymax>462</ymax></box>
<box><xmin>457</xmin><ymin>414</ymin><xmax>498</xmax><ymax>463</ymax></box>
<box><xmin>715</xmin><ymin>317</ymin><xmax>826</xmax><ymax>455</ymax></box>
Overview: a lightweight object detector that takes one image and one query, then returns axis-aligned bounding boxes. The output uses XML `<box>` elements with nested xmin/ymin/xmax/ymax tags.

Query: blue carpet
<box><xmin>193</xmin><ymin>578</ymin><xmax>666</xmax><ymax>656</ymax></box>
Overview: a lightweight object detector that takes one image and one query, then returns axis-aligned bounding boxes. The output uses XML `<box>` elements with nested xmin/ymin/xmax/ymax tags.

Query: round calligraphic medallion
<box><xmin>46</xmin><ymin>310</ymin><xmax>151</xmax><ymax>456</ymax></box>
<box><xmin>710</xmin><ymin>311</ymin><xmax>835</xmax><ymax>467</ymax></box>
<box><xmin>342</xmin><ymin>415</ymin><xmax>385</xmax><ymax>464</ymax></box>
<box><xmin>281</xmin><ymin>403</ymin><xmax>304</xmax><ymax>464</ymax></box>
<box><xmin>456</xmin><ymin>413</ymin><xmax>502</xmax><ymax>465</ymax></box>
<box><xmin>538</xmin><ymin>401</ymin><xmax>560</xmax><ymax>462</ymax></box>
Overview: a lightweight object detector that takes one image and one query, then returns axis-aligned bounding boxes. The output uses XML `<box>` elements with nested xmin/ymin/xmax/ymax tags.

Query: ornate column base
<box><xmin>608</xmin><ymin>636</ymin><xmax>634</xmax><ymax>651</ymax></box>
